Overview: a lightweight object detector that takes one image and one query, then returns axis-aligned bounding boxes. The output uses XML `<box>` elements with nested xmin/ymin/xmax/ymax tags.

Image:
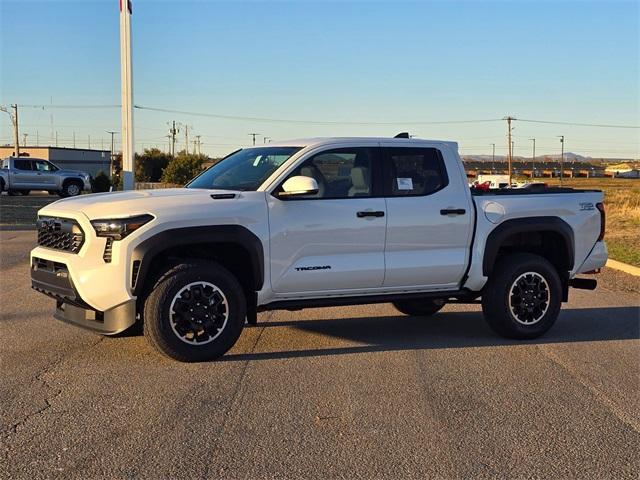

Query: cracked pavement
<box><xmin>1</xmin><ymin>231</ymin><xmax>639</xmax><ymax>479</ymax></box>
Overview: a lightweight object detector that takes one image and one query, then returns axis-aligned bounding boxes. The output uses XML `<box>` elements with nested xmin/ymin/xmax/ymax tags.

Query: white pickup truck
<box><xmin>30</xmin><ymin>137</ymin><xmax>607</xmax><ymax>362</ymax></box>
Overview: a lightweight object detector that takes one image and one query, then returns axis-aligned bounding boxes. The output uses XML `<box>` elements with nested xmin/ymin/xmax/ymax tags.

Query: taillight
<box><xmin>596</xmin><ymin>202</ymin><xmax>605</xmax><ymax>241</ymax></box>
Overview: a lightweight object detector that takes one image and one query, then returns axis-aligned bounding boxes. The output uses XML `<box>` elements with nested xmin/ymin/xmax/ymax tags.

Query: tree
<box><xmin>161</xmin><ymin>151</ymin><xmax>207</xmax><ymax>185</ymax></box>
<box><xmin>135</xmin><ymin>148</ymin><xmax>171</xmax><ymax>182</ymax></box>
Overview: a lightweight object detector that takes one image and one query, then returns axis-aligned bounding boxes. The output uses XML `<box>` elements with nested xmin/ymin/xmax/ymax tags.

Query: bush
<box><xmin>161</xmin><ymin>151</ymin><xmax>206</xmax><ymax>185</ymax></box>
<box><xmin>135</xmin><ymin>148</ymin><xmax>171</xmax><ymax>182</ymax></box>
<box><xmin>91</xmin><ymin>171</ymin><xmax>112</xmax><ymax>193</ymax></box>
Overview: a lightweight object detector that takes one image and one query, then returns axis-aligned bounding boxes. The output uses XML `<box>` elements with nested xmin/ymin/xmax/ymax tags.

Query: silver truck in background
<box><xmin>0</xmin><ymin>157</ymin><xmax>91</xmax><ymax>197</ymax></box>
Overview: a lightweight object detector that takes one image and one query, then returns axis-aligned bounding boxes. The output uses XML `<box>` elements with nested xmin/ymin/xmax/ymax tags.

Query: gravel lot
<box><xmin>1</xmin><ymin>231</ymin><xmax>638</xmax><ymax>479</ymax></box>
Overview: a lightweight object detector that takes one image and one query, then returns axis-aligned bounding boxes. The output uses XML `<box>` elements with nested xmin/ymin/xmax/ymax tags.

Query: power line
<box><xmin>516</xmin><ymin>118</ymin><xmax>639</xmax><ymax>129</ymax></box>
<box><xmin>134</xmin><ymin>105</ymin><xmax>503</xmax><ymax>126</ymax></box>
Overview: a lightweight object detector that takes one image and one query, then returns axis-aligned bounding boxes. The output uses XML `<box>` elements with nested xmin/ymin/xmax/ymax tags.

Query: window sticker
<box><xmin>396</xmin><ymin>177</ymin><xmax>413</xmax><ymax>190</ymax></box>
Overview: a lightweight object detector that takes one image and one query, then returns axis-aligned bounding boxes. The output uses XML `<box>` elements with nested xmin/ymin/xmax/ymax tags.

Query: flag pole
<box><xmin>119</xmin><ymin>0</ymin><xmax>135</xmax><ymax>190</ymax></box>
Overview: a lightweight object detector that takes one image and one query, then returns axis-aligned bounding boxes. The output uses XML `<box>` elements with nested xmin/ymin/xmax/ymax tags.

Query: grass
<box><xmin>539</xmin><ymin>177</ymin><xmax>640</xmax><ymax>267</ymax></box>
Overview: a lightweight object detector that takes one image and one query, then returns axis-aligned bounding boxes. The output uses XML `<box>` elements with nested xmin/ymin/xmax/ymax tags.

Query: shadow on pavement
<box><xmin>223</xmin><ymin>306</ymin><xmax>640</xmax><ymax>362</ymax></box>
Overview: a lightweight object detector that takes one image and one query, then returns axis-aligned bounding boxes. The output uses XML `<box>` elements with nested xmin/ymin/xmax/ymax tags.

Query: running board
<box><xmin>258</xmin><ymin>289</ymin><xmax>476</xmax><ymax>312</ymax></box>
<box><xmin>568</xmin><ymin>278</ymin><xmax>597</xmax><ymax>290</ymax></box>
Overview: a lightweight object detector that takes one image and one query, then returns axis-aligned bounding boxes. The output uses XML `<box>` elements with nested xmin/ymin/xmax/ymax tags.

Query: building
<box><xmin>605</xmin><ymin>163</ymin><xmax>640</xmax><ymax>178</ymax></box>
<box><xmin>0</xmin><ymin>146</ymin><xmax>111</xmax><ymax>176</ymax></box>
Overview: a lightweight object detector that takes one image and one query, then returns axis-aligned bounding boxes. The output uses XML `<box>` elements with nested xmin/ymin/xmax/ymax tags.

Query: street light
<box><xmin>557</xmin><ymin>135</ymin><xmax>565</xmax><ymax>185</ymax></box>
<box><xmin>529</xmin><ymin>138</ymin><xmax>536</xmax><ymax>178</ymax></box>
<box><xmin>490</xmin><ymin>143</ymin><xmax>495</xmax><ymax>172</ymax></box>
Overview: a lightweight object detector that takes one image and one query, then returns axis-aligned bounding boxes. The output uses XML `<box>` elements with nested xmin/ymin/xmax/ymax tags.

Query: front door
<box><xmin>32</xmin><ymin>160</ymin><xmax>58</xmax><ymax>188</ymax></box>
<box><xmin>268</xmin><ymin>147</ymin><xmax>386</xmax><ymax>294</ymax></box>
<box><xmin>381</xmin><ymin>145</ymin><xmax>474</xmax><ymax>289</ymax></box>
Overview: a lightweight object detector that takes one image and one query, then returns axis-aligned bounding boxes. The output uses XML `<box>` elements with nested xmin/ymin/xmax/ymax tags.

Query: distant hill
<box><xmin>461</xmin><ymin>152</ymin><xmax>636</xmax><ymax>163</ymax></box>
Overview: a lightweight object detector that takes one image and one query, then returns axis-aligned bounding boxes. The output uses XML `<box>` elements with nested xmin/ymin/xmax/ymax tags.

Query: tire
<box><xmin>0</xmin><ymin>179</ymin><xmax>4</xmax><ymax>192</ymax></box>
<box><xmin>18</xmin><ymin>190</ymin><xmax>30</xmax><ymax>196</ymax></box>
<box><xmin>61</xmin><ymin>181</ymin><xmax>82</xmax><ymax>197</ymax></box>
<box><xmin>143</xmin><ymin>261</ymin><xmax>246</xmax><ymax>362</ymax></box>
<box><xmin>482</xmin><ymin>253</ymin><xmax>562</xmax><ymax>339</ymax></box>
<box><xmin>7</xmin><ymin>190</ymin><xmax>19</xmax><ymax>196</ymax></box>
<box><xmin>393</xmin><ymin>298</ymin><xmax>445</xmax><ymax>316</ymax></box>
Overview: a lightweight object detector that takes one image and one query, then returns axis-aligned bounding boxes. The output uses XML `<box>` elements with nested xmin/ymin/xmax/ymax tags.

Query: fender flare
<box><xmin>482</xmin><ymin>216</ymin><xmax>574</xmax><ymax>276</ymax></box>
<box><xmin>131</xmin><ymin>225</ymin><xmax>264</xmax><ymax>296</ymax></box>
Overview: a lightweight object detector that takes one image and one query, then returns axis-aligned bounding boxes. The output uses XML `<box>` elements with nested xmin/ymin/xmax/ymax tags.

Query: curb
<box><xmin>0</xmin><ymin>224</ymin><xmax>36</xmax><ymax>231</ymax></box>
<box><xmin>606</xmin><ymin>259</ymin><xmax>640</xmax><ymax>277</ymax></box>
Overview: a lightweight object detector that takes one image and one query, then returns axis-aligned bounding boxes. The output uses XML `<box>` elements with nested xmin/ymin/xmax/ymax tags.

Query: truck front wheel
<box><xmin>393</xmin><ymin>298</ymin><xmax>445</xmax><ymax>316</ymax></box>
<box><xmin>143</xmin><ymin>261</ymin><xmax>246</xmax><ymax>362</ymax></box>
<box><xmin>482</xmin><ymin>253</ymin><xmax>562</xmax><ymax>339</ymax></box>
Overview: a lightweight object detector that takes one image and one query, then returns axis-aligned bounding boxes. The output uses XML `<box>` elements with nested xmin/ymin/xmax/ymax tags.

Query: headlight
<box><xmin>91</xmin><ymin>214</ymin><xmax>153</xmax><ymax>240</ymax></box>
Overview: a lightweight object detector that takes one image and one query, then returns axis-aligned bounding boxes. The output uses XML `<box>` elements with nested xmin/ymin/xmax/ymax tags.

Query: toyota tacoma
<box><xmin>30</xmin><ymin>137</ymin><xmax>607</xmax><ymax>361</ymax></box>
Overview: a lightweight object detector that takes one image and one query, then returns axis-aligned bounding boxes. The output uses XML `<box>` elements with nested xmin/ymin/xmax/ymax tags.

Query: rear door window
<box><xmin>384</xmin><ymin>147</ymin><xmax>448</xmax><ymax>196</ymax></box>
<box><xmin>14</xmin><ymin>159</ymin><xmax>33</xmax><ymax>171</ymax></box>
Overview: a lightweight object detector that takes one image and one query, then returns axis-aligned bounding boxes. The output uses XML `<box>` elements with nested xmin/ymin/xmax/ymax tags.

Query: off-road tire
<box><xmin>393</xmin><ymin>298</ymin><xmax>445</xmax><ymax>316</ymax></box>
<box><xmin>60</xmin><ymin>180</ymin><xmax>82</xmax><ymax>197</ymax></box>
<box><xmin>143</xmin><ymin>261</ymin><xmax>246</xmax><ymax>362</ymax></box>
<box><xmin>482</xmin><ymin>253</ymin><xmax>562</xmax><ymax>339</ymax></box>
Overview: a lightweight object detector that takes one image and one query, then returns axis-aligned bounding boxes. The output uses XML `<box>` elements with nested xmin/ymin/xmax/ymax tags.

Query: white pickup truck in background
<box><xmin>0</xmin><ymin>157</ymin><xmax>91</xmax><ymax>197</ymax></box>
<box><xmin>30</xmin><ymin>136</ymin><xmax>607</xmax><ymax>362</ymax></box>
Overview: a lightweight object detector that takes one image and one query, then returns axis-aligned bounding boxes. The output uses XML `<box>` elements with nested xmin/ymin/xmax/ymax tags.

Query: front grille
<box><xmin>37</xmin><ymin>217</ymin><xmax>84</xmax><ymax>253</ymax></box>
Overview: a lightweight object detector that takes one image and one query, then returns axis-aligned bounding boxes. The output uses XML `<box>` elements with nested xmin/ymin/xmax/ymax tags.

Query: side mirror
<box><xmin>279</xmin><ymin>175</ymin><xmax>319</xmax><ymax>197</ymax></box>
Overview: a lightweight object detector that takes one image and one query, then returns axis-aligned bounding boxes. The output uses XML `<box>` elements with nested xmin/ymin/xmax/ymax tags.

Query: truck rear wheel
<box><xmin>143</xmin><ymin>261</ymin><xmax>246</xmax><ymax>362</ymax></box>
<box><xmin>482</xmin><ymin>253</ymin><xmax>562</xmax><ymax>339</ymax></box>
<box><xmin>393</xmin><ymin>298</ymin><xmax>445</xmax><ymax>317</ymax></box>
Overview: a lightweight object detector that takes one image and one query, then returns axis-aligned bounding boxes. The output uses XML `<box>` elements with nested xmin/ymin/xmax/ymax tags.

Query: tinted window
<box><xmin>281</xmin><ymin>148</ymin><xmax>374</xmax><ymax>199</ymax></box>
<box><xmin>386</xmin><ymin>148</ymin><xmax>447</xmax><ymax>196</ymax></box>
<box><xmin>188</xmin><ymin>147</ymin><xmax>301</xmax><ymax>191</ymax></box>
<box><xmin>14</xmin><ymin>159</ymin><xmax>32</xmax><ymax>171</ymax></box>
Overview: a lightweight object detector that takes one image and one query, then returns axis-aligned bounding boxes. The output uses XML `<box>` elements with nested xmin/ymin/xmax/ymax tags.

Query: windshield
<box><xmin>187</xmin><ymin>147</ymin><xmax>302</xmax><ymax>191</ymax></box>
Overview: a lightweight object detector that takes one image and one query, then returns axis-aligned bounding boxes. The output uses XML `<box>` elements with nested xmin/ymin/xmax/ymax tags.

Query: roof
<box><xmin>263</xmin><ymin>137</ymin><xmax>459</xmax><ymax>150</ymax></box>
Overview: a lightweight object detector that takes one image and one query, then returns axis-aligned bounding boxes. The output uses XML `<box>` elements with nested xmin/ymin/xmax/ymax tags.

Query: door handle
<box><xmin>440</xmin><ymin>208</ymin><xmax>466</xmax><ymax>215</ymax></box>
<box><xmin>357</xmin><ymin>211</ymin><xmax>385</xmax><ymax>218</ymax></box>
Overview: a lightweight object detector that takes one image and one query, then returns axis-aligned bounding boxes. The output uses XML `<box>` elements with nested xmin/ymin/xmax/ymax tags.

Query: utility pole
<box><xmin>503</xmin><ymin>116</ymin><xmax>515</xmax><ymax>186</ymax></box>
<box><xmin>106</xmin><ymin>131</ymin><xmax>117</xmax><ymax>177</ymax></box>
<box><xmin>0</xmin><ymin>104</ymin><xmax>20</xmax><ymax>157</ymax></box>
<box><xmin>491</xmin><ymin>143</ymin><xmax>495</xmax><ymax>171</ymax></box>
<box><xmin>558</xmin><ymin>135</ymin><xmax>565</xmax><ymax>186</ymax></box>
<box><xmin>249</xmin><ymin>133</ymin><xmax>260</xmax><ymax>146</ymax></box>
<box><xmin>22</xmin><ymin>133</ymin><xmax>28</xmax><ymax>146</ymax></box>
<box><xmin>529</xmin><ymin>138</ymin><xmax>536</xmax><ymax>178</ymax></box>
<box><xmin>168</xmin><ymin>121</ymin><xmax>179</xmax><ymax>157</ymax></box>
<box><xmin>263</xmin><ymin>136</ymin><xmax>271</xmax><ymax>144</ymax></box>
<box><xmin>195</xmin><ymin>135</ymin><xmax>201</xmax><ymax>155</ymax></box>
<box><xmin>119</xmin><ymin>0</ymin><xmax>135</xmax><ymax>190</ymax></box>
<box><xmin>184</xmin><ymin>125</ymin><xmax>189</xmax><ymax>155</ymax></box>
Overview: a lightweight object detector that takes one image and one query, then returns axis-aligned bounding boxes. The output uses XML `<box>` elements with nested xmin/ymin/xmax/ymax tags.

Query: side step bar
<box><xmin>568</xmin><ymin>278</ymin><xmax>597</xmax><ymax>290</ymax></box>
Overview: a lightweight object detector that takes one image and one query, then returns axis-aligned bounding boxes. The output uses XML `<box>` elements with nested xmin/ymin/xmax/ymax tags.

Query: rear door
<box><xmin>267</xmin><ymin>146</ymin><xmax>387</xmax><ymax>293</ymax></box>
<box><xmin>381</xmin><ymin>145</ymin><xmax>474</xmax><ymax>288</ymax></box>
<box><xmin>10</xmin><ymin>159</ymin><xmax>37</xmax><ymax>188</ymax></box>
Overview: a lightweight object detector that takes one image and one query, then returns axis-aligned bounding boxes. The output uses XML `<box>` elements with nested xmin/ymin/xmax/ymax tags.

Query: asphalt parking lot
<box><xmin>1</xmin><ymin>230</ymin><xmax>639</xmax><ymax>479</ymax></box>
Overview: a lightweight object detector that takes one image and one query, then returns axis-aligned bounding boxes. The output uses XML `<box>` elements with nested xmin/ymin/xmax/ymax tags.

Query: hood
<box><xmin>40</xmin><ymin>188</ymin><xmax>243</xmax><ymax>219</ymax></box>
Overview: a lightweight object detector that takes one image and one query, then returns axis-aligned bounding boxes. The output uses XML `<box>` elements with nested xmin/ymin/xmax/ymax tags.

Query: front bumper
<box><xmin>31</xmin><ymin>257</ymin><xmax>136</xmax><ymax>334</ymax></box>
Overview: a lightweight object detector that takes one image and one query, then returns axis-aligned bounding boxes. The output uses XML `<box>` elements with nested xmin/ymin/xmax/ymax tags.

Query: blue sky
<box><xmin>1</xmin><ymin>0</ymin><xmax>638</xmax><ymax>158</ymax></box>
